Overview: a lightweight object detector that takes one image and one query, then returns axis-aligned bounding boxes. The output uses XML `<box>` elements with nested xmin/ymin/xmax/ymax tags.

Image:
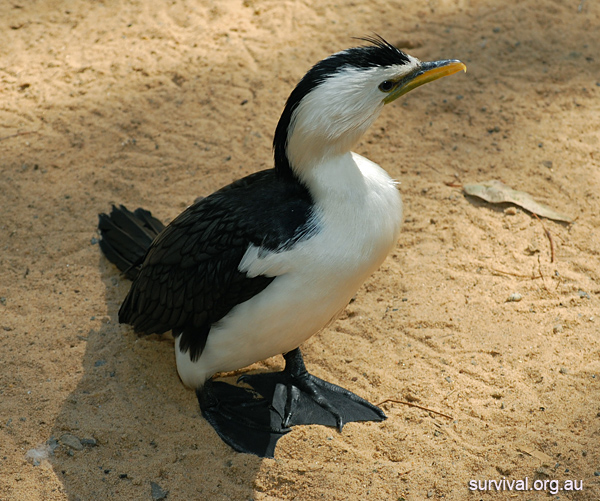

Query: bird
<box><xmin>98</xmin><ymin>36</ymin><xmax>466</xmax><ymax>458</ymax></box>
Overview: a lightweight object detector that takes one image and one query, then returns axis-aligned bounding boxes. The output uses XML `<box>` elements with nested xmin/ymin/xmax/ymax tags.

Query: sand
<box><xmin>1</xmin><ymin>0</ymin><xmax>599</xmax><ymax>499</ymax></box>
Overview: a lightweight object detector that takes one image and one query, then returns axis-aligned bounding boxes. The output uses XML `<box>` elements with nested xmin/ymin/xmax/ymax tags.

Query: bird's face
<box><xmin>275</xmin><ymin>37</ymin><xmax>466</xmax><ymax>175</ymax></box>
<box><xmin>378</xmin><ymin>59</ymin><xmax>467</xmax><ymax>105</ymax></box>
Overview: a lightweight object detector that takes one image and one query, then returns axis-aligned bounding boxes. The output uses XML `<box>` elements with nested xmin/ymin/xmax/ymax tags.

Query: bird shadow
<box><xmin>47</xmin><ymin>255</ymin><xmax>262</xmax><ymax>500</ymax></box>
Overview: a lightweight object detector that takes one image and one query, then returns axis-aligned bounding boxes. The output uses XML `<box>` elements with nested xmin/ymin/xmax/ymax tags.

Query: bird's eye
<box><xmin>378</xmin><ymin>80</ymin><xmax>396</xmax><ymax>92</ymax></box>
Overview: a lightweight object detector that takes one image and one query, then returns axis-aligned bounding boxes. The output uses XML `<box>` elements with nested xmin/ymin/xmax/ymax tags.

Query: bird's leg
<box><xmin>240</xmin><ymin>347</ymin><xmax>386</xmax><ymax>430</ymax></box>
<box><xmin>281</xmin><ymin>348</ymin><xmax>344</xmax><ymax>431</ymax></box>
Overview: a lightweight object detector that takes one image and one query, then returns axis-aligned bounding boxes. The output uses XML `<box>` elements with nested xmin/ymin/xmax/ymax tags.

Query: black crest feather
<box><xmin>352</xmin><ymin>34</ymin><xmax>410</xmax><ymax>68</ymax></box>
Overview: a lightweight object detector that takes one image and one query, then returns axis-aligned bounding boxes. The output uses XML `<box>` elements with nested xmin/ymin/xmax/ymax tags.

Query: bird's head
<box><xmin>274</xmin><ymin>36</ymin><xmax>466</xmax><ymax>179</ymax></box>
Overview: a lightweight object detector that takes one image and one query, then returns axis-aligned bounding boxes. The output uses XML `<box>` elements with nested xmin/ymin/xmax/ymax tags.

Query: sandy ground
<box><xmin>1</xmin><ymin>0</ymin><xmax>599</xmax><ymax>499</ymax></box>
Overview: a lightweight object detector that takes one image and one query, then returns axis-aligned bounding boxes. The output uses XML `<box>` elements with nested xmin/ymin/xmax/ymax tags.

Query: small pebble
<box><xmin>559</xmin><ymin>367</ymin><xmax>568</xmax><ymax>375</ymax></box>
<box><xmin>536</xmin><ymin>467</ymin><xmax>550</xmax><ymax>477</ymax></box>
<box><xmin>553</xmin><ymin>324</ymin><xmax>563</xmax><ymax>334</ymax></box>
<box><xmin>151</xmin><ymin>481</ymin><xmax>169</xmax><ymax>500</ymax></box>
<box><xmin>94</xmin><ymin>360</ymin><xmax>107</xmax><ymax>367</ymax></box>
<box><xmin>504</xmin><ymin>206</ymin><xmax>517</xmax><ymax>216</ymax></box>
<box><xmin>578</xmin><ymin>290</ymin><xmax>590</xmax><ymax>299</ymax></box>
<box><xmin>80</xmin><ymin>438</ymin><xmax>97</xmax><ymax>447</ymax></box>
<box><xmin>507</xmin><ymin>293</ymin><xmax>522</xmax><ymax>302</ymax></box>
<box><xmin>594</xmin><ymin>471</ymin><xmax>600</xmax><ymax>477</ymax></box>
<box><xmin>59</xmin><ymin>434</ymin><xmax>83</xmax><ymax>451</ymax></box>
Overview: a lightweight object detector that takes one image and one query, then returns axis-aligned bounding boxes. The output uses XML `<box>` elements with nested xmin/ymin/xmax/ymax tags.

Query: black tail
<box><xmin>98</xmin><ymin>205</ymin><xmax>165</xmax><ymax>280</ymax></box>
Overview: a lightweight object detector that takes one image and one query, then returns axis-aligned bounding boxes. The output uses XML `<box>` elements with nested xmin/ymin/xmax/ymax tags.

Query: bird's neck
<box><xmin>273</xmin><ymin>87</ymin><xmax>383</xmax><ymax>186</ymax></box>
<box><xmin>280</xmin><ymin>114</ymin><xmax>379</xmax><ymax>194</ymax></box>
<box><xmin>287</xmin><ymin>130</ymin><xmax>359</xmax><ymax>173</ymax></box>
<box><xmin>289</xmin><ymin>151</ymin><xmax>367</xmax><ymax>207</ymax></box>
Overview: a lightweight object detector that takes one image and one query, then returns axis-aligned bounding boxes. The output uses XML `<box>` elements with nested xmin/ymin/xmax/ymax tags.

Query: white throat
<box><xmin>285</xmin><ymin>67</ymin><xmax>387</xmax><ymax>180</ymax></box>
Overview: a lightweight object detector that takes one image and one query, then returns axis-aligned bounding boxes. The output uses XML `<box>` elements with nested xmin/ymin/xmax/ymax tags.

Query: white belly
<box><xmin>176</xmin><ymin>153</ymin><xmax>403</xmax><ymax>388</ymax></box>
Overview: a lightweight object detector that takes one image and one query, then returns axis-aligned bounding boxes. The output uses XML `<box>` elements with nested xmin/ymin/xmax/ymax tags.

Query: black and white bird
<box><xmin>98</xmin><ymin>36</ymin><xmax>465</xmax><ymax>457</ymax></box>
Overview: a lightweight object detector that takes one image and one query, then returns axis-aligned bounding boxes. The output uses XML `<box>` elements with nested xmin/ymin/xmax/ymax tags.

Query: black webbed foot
<box><xmin>197</xmin><ymin>348</ymin><xmax>385</xmax><ymax>458</ymax></box>
<box><xmin>197</xmin><ymin>380</ymin><xmax>290</xmax><ymax>458</ymax></box>
<box><xmin>240</xmin><ymin>348</ymin><xmax>386</xmax><ymax>429</ymax></box>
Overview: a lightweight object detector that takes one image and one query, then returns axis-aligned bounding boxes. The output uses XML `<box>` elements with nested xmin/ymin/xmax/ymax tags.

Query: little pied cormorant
<box><xmin>98</xmin><ymin>36</ymin><xmax>466</xmax><ymax>458</ymax></box>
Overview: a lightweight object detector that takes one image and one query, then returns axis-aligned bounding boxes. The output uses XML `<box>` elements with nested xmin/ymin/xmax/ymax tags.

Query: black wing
<box><xmin>118</xmin><ymin>170</ymin><xmax>314</xmax><ymax>361</ymax></box>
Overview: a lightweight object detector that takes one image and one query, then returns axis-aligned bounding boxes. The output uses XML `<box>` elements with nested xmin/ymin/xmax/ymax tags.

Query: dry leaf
<box><xmin>464</xmin><ymin>180</ymin><xmax>573</xmax><ymax>223</ymax></box>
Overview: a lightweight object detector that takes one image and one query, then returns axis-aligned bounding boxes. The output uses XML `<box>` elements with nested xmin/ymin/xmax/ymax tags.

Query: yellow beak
<box><xmin>383</xmin><ymin>59</ymin><xmax>466</xmax><ymax>104</ymax></box>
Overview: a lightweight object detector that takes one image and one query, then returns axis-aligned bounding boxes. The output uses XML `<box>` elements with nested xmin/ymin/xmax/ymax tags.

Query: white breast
<box><xmin>176</xmin><ymin>152</ymin><xmax>403</xmax><ymax>388</ymax></box>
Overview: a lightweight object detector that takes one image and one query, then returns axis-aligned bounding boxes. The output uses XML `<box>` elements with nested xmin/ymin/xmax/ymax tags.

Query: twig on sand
<box><xmin>533</xmin><ymin>213</ymin><xmax>555</xmax><ymax>263</ymax></box>
<box><xmin>491</xmin><ymin>268</ymin><xmax>542</xmax><ymax>279</ymax></box>
<box><xmin>0</xmin><ymin>131</ymin><xmax>38</xmax><ymax>142</ymax></box>
<box><xmin>537</xmin><ymin>254</ymin><xmax>550</xmax><ymax>292</ymax></box>
<box><xmin>377</xmin><ymin>399</ymin><xmax>454</xmax><ymax>420</ymax></box>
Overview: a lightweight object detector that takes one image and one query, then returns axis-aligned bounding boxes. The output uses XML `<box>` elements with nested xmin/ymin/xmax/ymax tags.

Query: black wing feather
<box><xmin>117</xmin><ymin>170</ymin><xmax>314</xmax><ymax>361</ymax></box>
<box><xmin>98</xmin><ymin>205</ymin><xmax>165</xmax><ymax>280</ymax></box>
